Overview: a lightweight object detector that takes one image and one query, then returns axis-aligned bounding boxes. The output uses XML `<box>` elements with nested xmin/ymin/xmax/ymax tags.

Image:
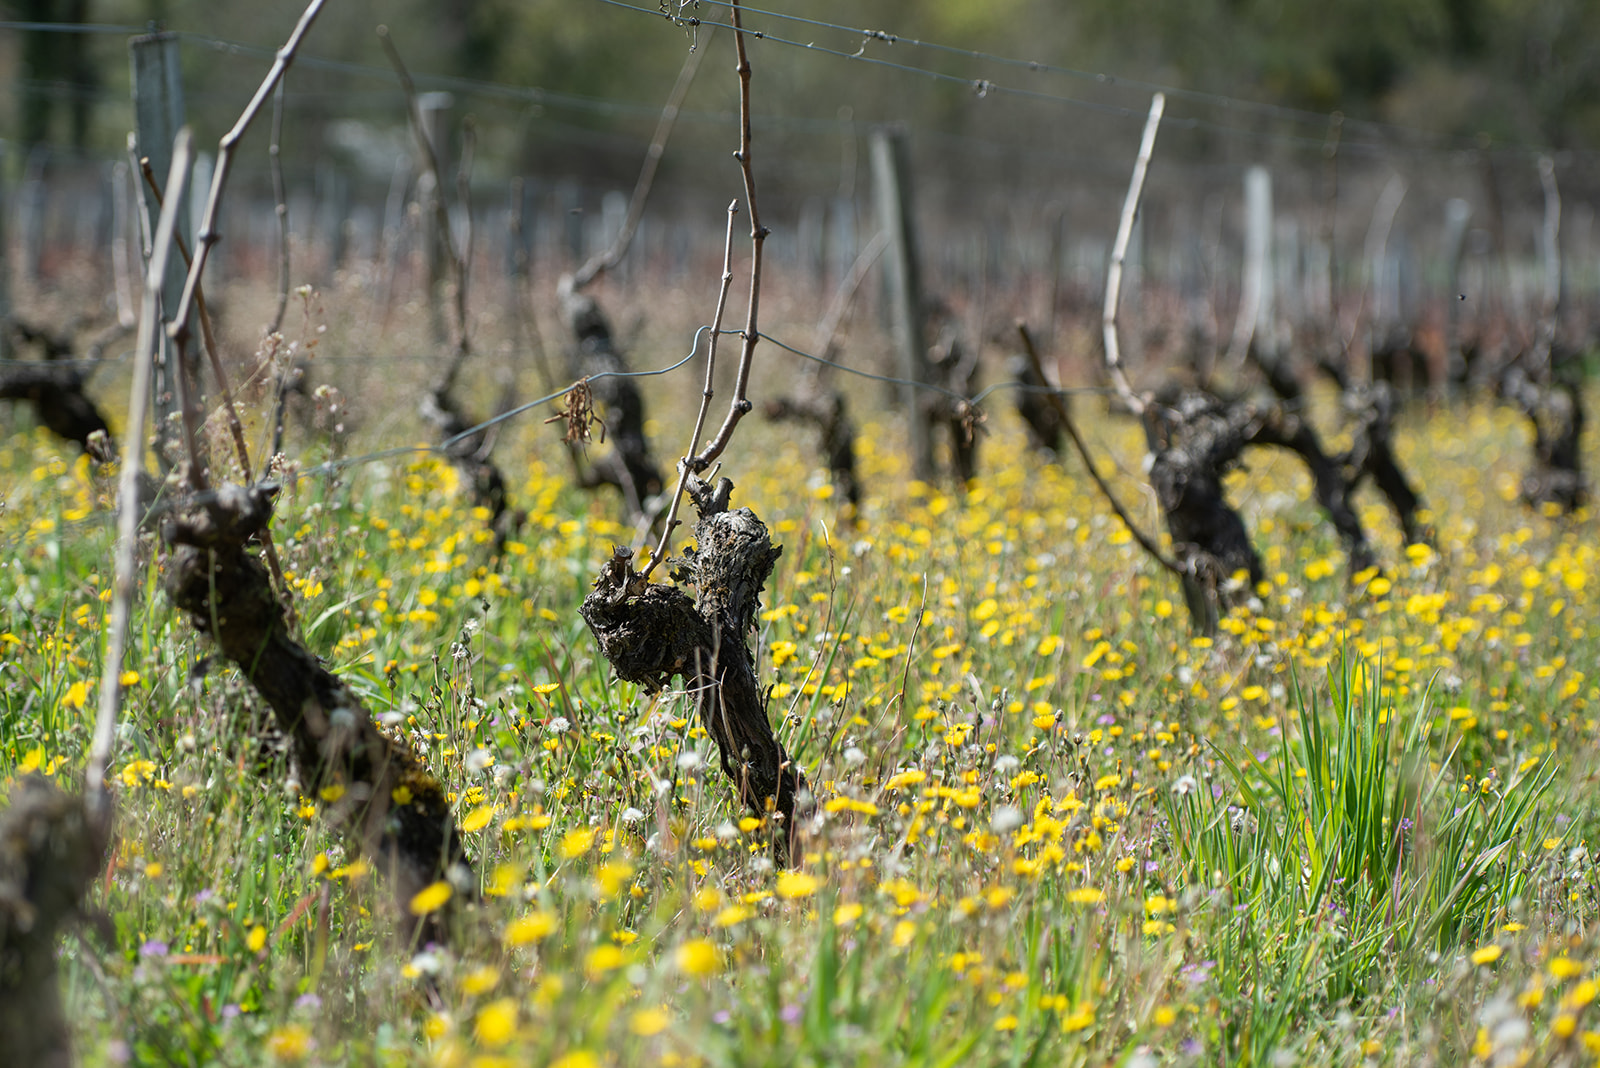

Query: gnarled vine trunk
<box><xmin>581</xmin><ymin>478</ymin><xmax>807</xmax><ymax>860</ymax></box>
<box><xmin>162</xmin><ymin>483</ymin><xmax>471</xmax><ymax>944</ymax></box>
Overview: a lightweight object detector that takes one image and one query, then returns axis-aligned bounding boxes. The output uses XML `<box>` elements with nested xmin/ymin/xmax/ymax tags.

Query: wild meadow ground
<box><xmin>3</xmin><ymin>282</ymin><xmax>1599</xmax><ymax>1066</ymax></box>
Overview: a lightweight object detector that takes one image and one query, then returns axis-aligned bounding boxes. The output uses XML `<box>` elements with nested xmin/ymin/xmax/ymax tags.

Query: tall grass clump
<box><xmin>1169</xmin><ymin>653</ymin><xmax>1554</xmax><ymax>1059</ymax></box>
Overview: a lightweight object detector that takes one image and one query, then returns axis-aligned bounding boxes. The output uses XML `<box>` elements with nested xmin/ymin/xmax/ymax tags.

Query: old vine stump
<box><xmin>581</xmin><ymin>478</ymin><xmax>807</xmax><ymax>860</ymax></box>
<box><xmin>163</xmin><ymin>484</ymin><xmax>471</xmax><ymax>943</ymax></box>
<box><xmin>0</xmin><ymin>775</ymin><xmax>109</xmax><ymax>1068</ymax></box>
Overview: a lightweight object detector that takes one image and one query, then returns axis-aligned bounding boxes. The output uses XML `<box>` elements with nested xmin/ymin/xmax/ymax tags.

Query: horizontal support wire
<box><xmin>0</xmin><ymin>16</ymin><xmax>1590</xmax><ymax>161</ymax></box>
<box><xmin>681</xmin><ymin>0</ymin><xmax>1465</xmax><ymax>147</ymax></box>
<box><xmin>0</xmin><ymin>9</ymin><xmax>1579</xmax><ymax>554</ymax></box>
<box><xmin>594</xmin><ymin>0</ymin><xmax>1582</xmax><ymax>161</ymax></box>
<box><xmin>0</xmin><ymin>318</ymin><xmax>1120</xmax><ymax>557</ymax></box>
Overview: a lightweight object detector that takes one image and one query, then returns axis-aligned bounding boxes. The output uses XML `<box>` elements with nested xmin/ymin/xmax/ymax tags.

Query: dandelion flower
<box><xmin>409</xmin><ymin>881</ymin><xmax>452</xmax><ymax>916</ymax></box>
<box><xmin>675</xmin><ymin>938</ymin><xmax>721</xmax><ymax>977</ymax></box>
<box><xmin>503</xmin><ymin>911</ymin><xmax>556</xmax><ymax>946</ymax></box>
<box><xmin>474</xmin><ymin>998</ymin><xmax>518</xmax><ymax>1048</ymax></box>
<box><xmin>776</xmin><ymin>871</ymin><xmax>820</xmax><ymax>899</ymax></box>
<box><xmin>631</xmin><ymin>1007</ymin><xmax>670</xmax><ymax>1036</ymax></box>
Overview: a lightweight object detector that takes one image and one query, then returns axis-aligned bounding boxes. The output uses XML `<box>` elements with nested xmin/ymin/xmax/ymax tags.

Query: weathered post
<box><xmin>0</xmin><ymin>144</ymin><xmax>9</xmax><ymax>361</ymax></box>
<box><xmin>189</xmin><ymin>151</ymin><xmax>214</xmax><ymax>256</ymax></box>
<box><xmin>1275</xmin><ymin>217</ymin><xmax>1300</xmax><ymax>337</ymax></box>
<box><xmin>1363</xmin><ymin>174</ymin><xmax>1408</xmax><ymax>375</ymax></box>
<box><xmin>1045</xmin><ymin>201</ymin><xmax>1066</xmax><ymax>351</ymax></box>
<box><xmin>870</xmin><ymin>125</ymin><xmax>933</xmax><ymax>482</ymax></box>
<box><xmin>1227</xmin><ymin>164</ymin><xmax>1274</xmax><ymax>365</ymax></box>
<box><xmin>109</xmin><ymin>160</ymin><xmax>138</xmax><ymax>327</ymax></box>
<box><xmin>130</xmin><ymin>31</ymin><xmax>194</xmax><ymax>462</ymax></box>
<box><xmin>19</xmin><ymin>146</ymin><xmax>47</xmax><ymax>285</ymax></box>
<box><xmin>1442</xmin><ymin>198</ymin><xmax>1472</xmax><ymax>383</ymax></box>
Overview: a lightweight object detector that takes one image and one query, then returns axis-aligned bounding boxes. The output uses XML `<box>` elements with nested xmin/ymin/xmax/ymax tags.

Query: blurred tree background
<box><xmin>4</xmin><ymin>0</ymin><xmax>1597</xmax><ymax>159</ymax></box>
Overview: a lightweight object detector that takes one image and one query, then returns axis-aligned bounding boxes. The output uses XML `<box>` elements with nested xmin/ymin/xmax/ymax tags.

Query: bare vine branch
<box><xmin>377</xmin><ymin>25</ymin><xmax>472</xmax><ymax>381</ymax></box>
<box><xmin>170</xmin><ymin>0</ymin><xmax>327</xmax><ymax>368</ymax></box>
<box><xmin>568</xmin><ymin>27</ymin><xmax>713</xmax><ymax>292</ymax></box>
<box><xmin>266</xmin><ymin>78</ymin><xmax>291</xmax><ymax>337</ymax></box>
<box><xmin>1017</xmin><ymin>323</ymin><xmax>1181</xmax><ymax>577</ymax></box>
<box><xmin>87</xmin><ymin>128</ymin><xmax>193</xmax><ymax>824</ymax></box>
<box><xmin>159</xmin><ymin>0</ymin><xmax>325</xmax><ymax>502</ymax></box>
<box><xmin>141</xmin><ymin>127</ymin><xmax>290</xmax><ymax>601</ymax></box>
<box><xmin>646</xmin><ymin>201</ymin><xmax>739</xmax><ymax>579</ymax></box>
<box><xmin>691</xmin><ymin>0</ymin><xmax>768</xmax><ymax>472</ymax></box>
<box><xmin>1102</xmin><ymin>92</ymin><xmax>1163</xmax><ymax>417</ymax></box>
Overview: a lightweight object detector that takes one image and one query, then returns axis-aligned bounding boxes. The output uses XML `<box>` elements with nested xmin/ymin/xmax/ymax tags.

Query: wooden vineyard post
<box><xmin>1227</xmin><ymin>165</ymin><xmax>1273</xmax><ymax>367</ymax></box>
<box><xmin>129</xmin><ymin>31</ymin><xmax>194</xmax><ymax>461</ymax></box>
<box><xmin>0</xmin><ymin>143</ymin><xmax>9</xmax><ymax>361</ymax></box>
<box><xmin>1248</xmin><ymin>167</ymin><xmax>1276</xmax><ymax>359</ymax></box>
<box><xmin>1045</xmin><ymin>201</ymin><xmax>1066</xmax><ymax>351</ymax></box>
<box><xmin>1442</xmin><ymin>198</ymin><xmax>1472</xmax><ymax>384</ymax></box>
<box><xmin>870</xmin><ymin>125</ymin><xmax>934</xmax><ymax>482</ymax></box>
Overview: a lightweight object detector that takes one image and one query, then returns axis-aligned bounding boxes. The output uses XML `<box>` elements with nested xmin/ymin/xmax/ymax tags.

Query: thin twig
<box><xmin>813</xmin><ymin>228</ymin><xmax>889</xmax><ymax>361</ymax></box>
<box><xmin>266</xmin><ymin>78</ymin><xmax>291</xmax><ymax>337</ymax></box>
<box><xmin>169</xmin><ymin>0</ymin><xmax>328</xmax><ymax>375</ymax></box>
<box><xmin>1102</xmin><ymin>92</ymin><xmax>1163</xmax><ymax>418</ymax></box>
<box><xmin>507</xmin><ymin>177</ymin><xmax>556</xmax><ymax>393</ymax></box>
<box><xmin>569</xmin><ymin>27</ymin><xmax>713</xmax><ymax>292</ymax></box>
<box><xmin>691</xmin><ymin>0</ymin><xmax>768</xmax><ymax>471</ymax></box>
<box><xmin>645</xmin><ymin>201</ymin><xmax>740</xmax><ymax>579</ymax></box>
<box><xmin>141</xmin><ymin>149</ymin><xmax>291</xmax><ymax>604</ymax></box>
<box><xmin>1018</xmin><ymin>322</ymin><xmax>1181</xmax><ymax>577</ymax></box>
<box><xmin>457</xmin><ymin>117</ymin><xmax>477</xmax><ymax>330</ymax></box>
<box><xmin>124</xmin><ymin>134</ymin><xmax>154</xmax><ymax>261</ymax></box>
<box><xmin>87</xmin><ymin>128</ymin><xmax>194</xmax><ymax>825</ymax></box>
<box><xmin>377</xmin><ymin>25</ymin><xmax>472</xmax><ymax>384</ymax></box>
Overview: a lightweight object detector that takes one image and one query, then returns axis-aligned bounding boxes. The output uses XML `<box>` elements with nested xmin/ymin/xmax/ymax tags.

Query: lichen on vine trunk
<box><xmin>580</xmin><ymin>477</ymin><xmax>808</xmax><ymax>861</ymax></box>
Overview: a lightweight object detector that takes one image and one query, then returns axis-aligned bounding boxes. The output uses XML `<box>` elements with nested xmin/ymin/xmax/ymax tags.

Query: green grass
<box><xmin>3</xmin><ymin>326</ymin><xmax>1600</xmax><ymax>1066</ymax></box>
